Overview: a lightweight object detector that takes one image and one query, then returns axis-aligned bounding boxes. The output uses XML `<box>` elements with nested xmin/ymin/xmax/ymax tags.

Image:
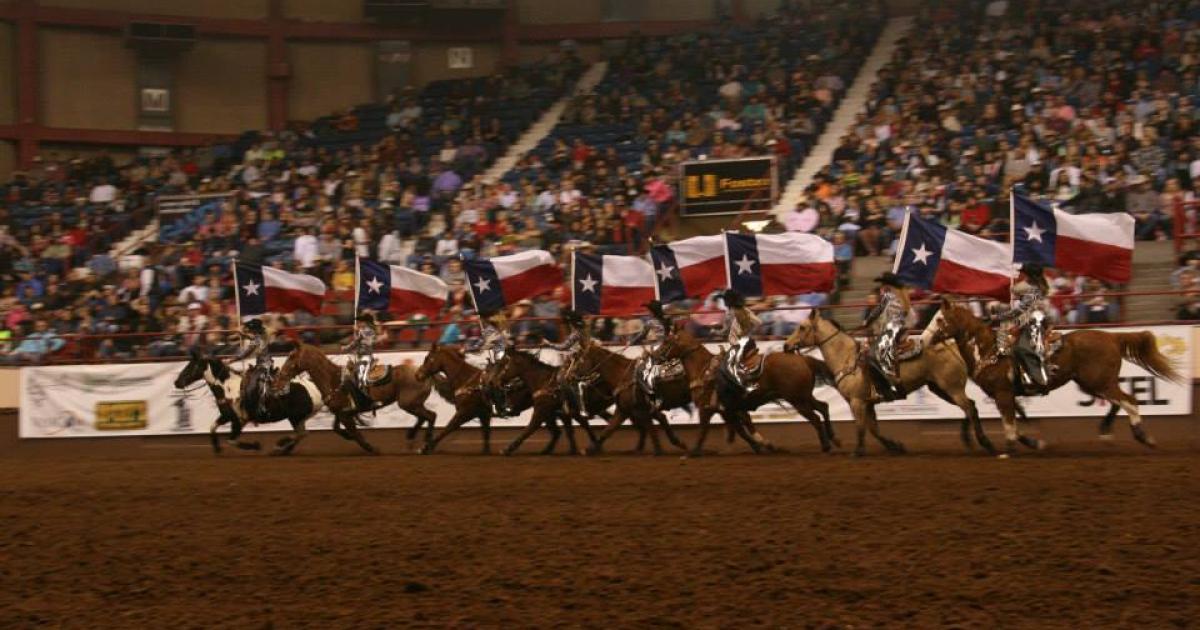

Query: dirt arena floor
<box><xmin>2</xmin><ymin>421</ymin><xmax>1199</xmax><ymax>629</ymax></box>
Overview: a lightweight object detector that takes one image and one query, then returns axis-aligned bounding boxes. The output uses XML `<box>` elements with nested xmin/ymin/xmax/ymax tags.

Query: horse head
<box><xmin>174</xmin><ymin>347</ymin><xmax>208</xmax><ymax>389</ymax></box>
<box><xmin>658</xmin><ymin>329</ymin><xmax>700</xmax><ymax>362</ymax></box>
<box><xmin>272</xmin><ymin>345</ymin><xmax>307</xmax><ymax>392</ymax></box>
<box><xmin>417</xmin><ymin>342</ymin><xmax>458</xmax><ymax>381</ymax></box>
<box><xmin>931</xmin><ymin>297</ymin><xmax>975</xmax><ymax>344</ymax></box>
<box><xmin>783</xmin><ymin>309</ymin><xmax>825</xmax><ymax>353</ymax></box>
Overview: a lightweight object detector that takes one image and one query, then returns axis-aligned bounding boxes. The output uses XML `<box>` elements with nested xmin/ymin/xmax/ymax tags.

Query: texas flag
<box><xmin>356</xmin><ymin>258</ymin><xmax>448</xmax><ymax>318</ymax></box>
<box><xmin>724</xmin><ymin>232</ymin><xmax>836</xmax><ymax>297</ymax></box>
<box><xmin>571</xmin><ymin>252</ymin><xmax>657</xmax><ymax>316</ymax></box>
<box><xmin>893</xmin><ymin>213</ymin><xmax>1013</xmax><ymax>300</ymax></box>
<box><xmin>463</xmin><ymin>250</ymin><xmax>562</xmax><ymax>313</ymax></box>
<box><xmin>234</xmin><ymin>262</ymin><xmax>326</xmax><ymax>319</ymax></box>
<box><xmin>1011</xmin><ymin>190</ymin><xmax>1135</xmax><ymax>283</ymax></box>
<box><xmin>650</xmin><ymin>235</ymin><xmax>727</xmax><ymax>301</ymax></box>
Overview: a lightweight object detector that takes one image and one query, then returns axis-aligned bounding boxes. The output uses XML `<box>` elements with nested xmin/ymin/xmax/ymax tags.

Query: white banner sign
<box><xmin>18</xmin><ymin>326</ymin><xmax>1193</xmax><ymax>438</ymax></box>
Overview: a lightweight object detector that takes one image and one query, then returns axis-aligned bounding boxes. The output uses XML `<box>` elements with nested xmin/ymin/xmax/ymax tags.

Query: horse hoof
<box><xmin>1097</xmin><ymin>433</ymin><xmax>1115</xmax><ymax>442</ymax></box>
<box><xmin>889</xmin><ymin>442</ymin><xmax>907</xmax><ymax>455</ymax></box>
<box><xmin>996</xmin><ymin>453</ymin><xmax>1010</xmax><ymax>460</ymax></box>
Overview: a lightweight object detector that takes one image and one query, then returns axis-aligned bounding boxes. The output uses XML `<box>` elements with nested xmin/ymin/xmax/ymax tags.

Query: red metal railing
<box><xmin>5</xmin><ymin>287</ymin><xmax>1197</xmax><ymax>365</ymax></box>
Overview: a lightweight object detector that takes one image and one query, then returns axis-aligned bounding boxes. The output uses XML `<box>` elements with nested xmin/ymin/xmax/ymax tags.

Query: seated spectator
<box><xmin>10</xmin><ymin>319</ymin><xmax>65</xmax><ymax>362</ymax></box>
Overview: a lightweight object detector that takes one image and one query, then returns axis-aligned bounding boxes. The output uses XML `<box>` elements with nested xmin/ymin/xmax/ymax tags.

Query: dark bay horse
<box><xmin>496</xmin><ymin>349</ymin><xmax>601</xmax><ymax>456</ymax></box>
<box><xmin>414</xmin><ymin>343</ymin><xmax>532</xmax><ymax>454</ymax></box>
<box><xmin>570</xmin><ymin>342</ymin><xmax>690</xmax><ymax>455</ymax></box>
<box><xmin>658</xmin><ymin>329</ymin><xmax>839</xmax><ymax>455</ymax></box>
<box><xmin>931</xmin><ymin>297</ymin><xmax>1182</xmax><ymax>450</ymax></box>
<box><xmin>273</xmin><ymin>343</ymin><xmax>438</xmax><ymax>454</ymax></box>
<box><xmin>173</xmin><ymin>349</ymin><xmax>324</xmax><ymax>455</ymax></box>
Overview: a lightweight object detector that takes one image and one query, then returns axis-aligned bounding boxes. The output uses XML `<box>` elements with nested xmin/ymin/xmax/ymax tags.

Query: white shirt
<box><xmin>435</xmin><ymin>238</ymin><xmax>459</xmax><ymax>258</ymax></box>
<box><xmin>179</xmin><ymin>284</ymin><xmax>209</xmax><ymax>304</ymax></box>
<box><xmin>293</xmin><ymin>234</ymin><xmax>320</xmax><ymax>268</ymax></box>
<box><xmin>352</xmin><ymin>227</ymin><xmax>371</xmax><ymax>258</ymax></box>
<box><xmin>89</xmin><ymin>183</ymin><xmax>117</xmax><ymax>204</ymax></box>
<box><xmin>378</xmin><ymin>232</ymin><xmax>405</xmax><ymax>264</ymax></box>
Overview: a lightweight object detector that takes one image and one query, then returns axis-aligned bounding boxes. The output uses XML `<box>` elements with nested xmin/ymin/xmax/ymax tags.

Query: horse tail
<box><xmin>1115</xmin><ymin>332</ymin><xmax>1182</xmax><ymax>383</ymax></box>
<box><xmin>802</xmin><ymin>354</ymin><xmax>834</xmax><ymax>388</ymax></box>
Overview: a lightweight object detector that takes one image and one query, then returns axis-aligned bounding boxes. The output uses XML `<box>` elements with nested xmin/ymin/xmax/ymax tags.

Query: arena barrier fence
<box><xmin>13</xmin><ymin>325</ymin><xmax>1195</xmax><ymax>439</ymax></box>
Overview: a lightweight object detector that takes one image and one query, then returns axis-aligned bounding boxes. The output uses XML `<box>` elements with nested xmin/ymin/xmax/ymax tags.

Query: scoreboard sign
<box><xmin>678</xmin><ymin>156</ymin><xmax>777</xmax><ymax>216</ymax></box>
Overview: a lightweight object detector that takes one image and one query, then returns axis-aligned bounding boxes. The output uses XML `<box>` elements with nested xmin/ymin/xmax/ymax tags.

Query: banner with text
<box><xmin>678</xmin><ymin>156</ymin><xmax>776</xmax><ymax>216</ymax></box>
<box><xmin>18</xmin><ymin>326</ymin><xmax>1192</xmax><ymax>438</ymax></box>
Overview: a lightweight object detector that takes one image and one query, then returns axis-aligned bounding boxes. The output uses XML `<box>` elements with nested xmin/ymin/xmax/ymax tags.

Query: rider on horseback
<box><xmin>633</xmin><ymin>299</ymin><xmax>673</xmax><ymax>409</ymax></box>
<box><xmin>549</xmin><ymin>309</ymin><xmax>590</xmax><ymax>416</ymax></box>
<box><xmin>994</xmin><ymin>263</ymin><xmax>1052</xmax><ymax>389</ymax></box>
<box><xmin>234</xmin><ymin>318</ymin><xmax>273</xmax><ymax>417</ymax></box>
<box><xmin>341</xmin><ymin>312</ymin><xmax>379</xmax><ymax>411</ymax></box>
<box><xmin>720</xmin><ymin>289</ymin><xmax>763</xmax><ymax>390</ymax></box>
<box><xmin>470</xmin><ymin>309</ymin><xmax>510</xmax><ymax>415</ymax></box>
<box><xmin>864</xmin><ymin>272</ymin><xmax>913</xmax><ymax>400</ymax></box>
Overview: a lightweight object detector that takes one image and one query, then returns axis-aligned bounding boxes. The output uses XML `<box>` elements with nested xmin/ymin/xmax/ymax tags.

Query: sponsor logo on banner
<box><xmin>95</xmin><ymin>401</ymin><xmax>149</xmax><ymax>431</ymax></box>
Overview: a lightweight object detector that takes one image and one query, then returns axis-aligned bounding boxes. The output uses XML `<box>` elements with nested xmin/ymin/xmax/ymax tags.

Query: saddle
<box><xmin>364</xmin><ymin>364</ymin><xmax>392</xmax><ymax>387</ymax></box>
<box><xmin>896</xmin><ymin>338</ymin><xmax>923</xmax><ymax>361</ymax></box>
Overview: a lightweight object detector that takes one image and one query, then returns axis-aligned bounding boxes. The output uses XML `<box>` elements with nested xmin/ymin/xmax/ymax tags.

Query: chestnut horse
<box><xmin>570</xmin><ymin>342</ymin><xmax>690</xmax><ymax>455</ymax></box>
<box><xmin>785</xmin><ymin>309</ymin><xmax>990</xmax><ymax>457</ymax></box>
<box><xmin>496</xmin><ymin>349</ymin><xmax>601</xmax><ymax>455</ymax></box>
<box><xmin>930</xmin><ymin>297</ymin><xmax>1181</xmax><ymax>449</ymax></box>
<box><xmin>657</xmin><ymin>329</ymin><xmax>839</xmax><ymax>455</ymax></box>
<box><xmin>272</xmin><ymin>343</ymin><xmax>438</xmax><ymax>454</ymax></box>
<box><xmin>414</xmin><ymin>343</ymin><xmax>531</xmax><ymax>455</ymax></box>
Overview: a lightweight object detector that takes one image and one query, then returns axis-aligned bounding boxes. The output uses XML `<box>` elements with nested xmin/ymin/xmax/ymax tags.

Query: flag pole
<box><xmin>232</xmin><ymin>258</ymin><xmax>243</xmax><ymax>323</ymax></box>
<box><xmin>721</xmin><ymin>230</ymin><xmax>732</xmax><ymax>292</ymax></box>
<box><xmin>891</xmin><ymin>213</ymin><xmax>911</xmax><ymax>274</ymax></box>
<box><xmin>353</xmin><ymin>255</ymin><xmax>361</xmax><ymax>317</ymax></box>
<box><xmin>568</xmin><ymin>245</ymin><xmax>577</xmax><ymax>312</ymax></box>
<box><xmin>1008</xmin><ymin>187</ymin><xmax>1017</xmax><ymax>300</ymax></box>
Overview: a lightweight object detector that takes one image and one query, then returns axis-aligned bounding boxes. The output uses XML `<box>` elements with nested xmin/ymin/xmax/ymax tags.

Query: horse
<box><xmin>784</xmin><ymin>309</ymin><xmax>991</xmax><ymax>457</ymax></box>
<box><xmin>272</xmin><ymin>343</ymin><xmax>438</xmax><ymax>454</ymax></box>
<box><xmin>930</xmin><ymin>297</ymin><xmax>1182</xmax><ymax>450</ymax></box>
<box><xmin>414</xmin><ymin>343</ymin><xmax>530</xmax><ymax>455</ymax></box>
<box><xmin>173</xmin><ymin>349</ymin><xmax>324</xmax><ymax>455</ymax></box>
<box><xmin>657</xmin><ymin>329</ymin><xmax>839</xmax><ymax>455</ymax></box>
<box><xmin>495</xmin><ymin>348</ymin><xmax>602</xmax><ymax>456</ymax></box>
<box><xmin>569</xmin><ymin>342</ymin><xmax>690</xmax><ymax>455</ymax></box>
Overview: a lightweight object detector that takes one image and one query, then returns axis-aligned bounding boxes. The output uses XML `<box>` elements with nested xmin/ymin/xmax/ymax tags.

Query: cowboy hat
<box><xmin>644</xmin><ymin>299</ymin><xmax>666</xmax><ymax>319</ymax></box>
<box><xmin>874</xmin><ymin>272</ymin><xmax>906</xmax><ymax>288</ymax></box>
<box><xmin>721</xmin><ymin>289</ymin><xmax>746</xmax><ymax>308</ymax></box>
<box><xmin>243</xmin><ymin>318</ymin><xmax>265</xmax><ymax>333</ymax></box>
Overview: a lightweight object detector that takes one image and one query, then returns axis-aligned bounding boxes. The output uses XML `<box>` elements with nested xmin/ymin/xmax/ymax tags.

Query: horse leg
<box><xmin>1102</xmin><ymin>386</ymin><xmax>1156</xmax><ymax>448</ymax></box>
<box><xmin>950</xmin><ymin>392</ymin><xmax>995</xmax><ymax>456</ymax></box>
<box><xmin>341</xmin><ymin>413</ymin><xmax>378</xmax><ymax>455</ymax></box>
<box><xmin>575</xmin><ymin>411</ymin><xmax>603</xmax><ymax>451</ymax></box>
<box><xmin>1098</xmin><ymin>403</ymin><xmax>1121</xmax><ymax>441</ymax></box>
<box><xmin>560</xmin><ymin>413</ymin><xmax>582</xmax><ymax>456</ymax></box>
<box><xmin>725</xmin><ymin>411</ymin><xmax>764</xmax><ymax>454</ymax></box>
<box><xmin>208</xmin><ymin>419</ymin><xmax>225</xmax><ymax>454</ymax></box>
<box><xmin>586</xmin><ymin>407</ymin><xmax>628</xmax><ymax>455</ymax></box>
<box><xmin>926</xmin><ymin>381</ymin><xmax>973</xmax><ymax>452</ymax></box>
<box><xmin>404</xmin><ymin>405</ymin><xmax>437</xmax><ymax>451</ymax></box>
<box><xmin>688</xmin><ymin>408</ymin><xmax>716</xmax><ymax>457</ymax></box>
<box><xmin>504</xmin><ymin>403</ymin><xmax>550</xmax><ymax>456</ymax></box>
<box><xmin>814</xmin><ymin>399</ymin><xmax>840</xmax><ymax>449</ymax></box>
<box><xmin>655</xmin><ymin>411</ymin><xmax>688</xmax><ymax>452</ymax></box>
<box><xmin>480</xmin><ymin>414</ymin><xmax>493</xmax><ymax>455</ymax></box>
<box><xmin>229</xmin><ymin>416</ymin><xmax>262</xmax><ymax>451</ymax></box>
<box><xmin>272</xmin><ymin>421</ymin><xmax>308</xmax><ymax>455</ymax></box>
<box><xmin>539</xmin><ymin>415</ymin><xmax>563</xmax><ymax>456</ymax></box>
<box><xmin>864</xmin><ymin>404</ymin><xmax>906</xmax><ymax>454</ymax></box>
<box><xmin>792</xmin><ymin>399</ymin><xmax>831</xmax><ymax>453</ymax></box>
<box><xmin>421</xmin><ymin>406</ymin><xmax>474</xmax><ymax>455</ymax></box>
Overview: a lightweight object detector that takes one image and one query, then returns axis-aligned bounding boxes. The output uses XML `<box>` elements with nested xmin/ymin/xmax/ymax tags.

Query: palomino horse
<box><xmin>930</xmin><ymin>297</ymin><xmax>1181</xmax><ymax>450</ymax></box>
<box><xmin>569</xmin><ymin>342</ymin><xmax>690</xmax><ymax>455</ymax></box>
<box><xmin>496</xmin><ymin>349</ymin><xmax>601</xmax><ymax>456</ymax></box>
<box><xmin>174</xmin><ymin>349</ymin><xmax>324</xmax><ymax>455</ymax></box>
<box><xmin>272</xmin><ymin>343</ymin><xmax>438</xmax><ymax>454</ymax></box>
<box><xmin>658</xmin><ymin>329</ymin><xmax>839</xmax><ymax>455</ymax></box>
<box><xmin>784</xmin><ymin>309</ymin><xmax>990</xmax><ymax>456</ymax></box>
<box><xmin>414</xmin><ymin>343</ymin><xmax>532</xmax><ymax>454</ymax></box>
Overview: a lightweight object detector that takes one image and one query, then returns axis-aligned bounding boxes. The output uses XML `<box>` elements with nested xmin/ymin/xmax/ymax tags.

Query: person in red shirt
<box><xmin>958</xmin><ymin>197</ymin><xmax>992</xmax><ymax>235</ymax></box>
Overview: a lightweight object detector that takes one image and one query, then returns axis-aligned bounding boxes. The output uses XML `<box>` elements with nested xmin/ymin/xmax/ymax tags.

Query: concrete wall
<box><xmin>411</xmin><ymin>42</ymin><xmax>501</xmax><ymax>87</ymax></box>
<box><xmin>0</xmin><ymin>23</ymin><xmax>13</xmax><ymax>125</ymax></box>
<box><xmin>282</xmin><ymin>0</ymin><xmax>364</xmax><ymax>22</ymax></box>
<box><xmin>519</xmin><ymin>42</ymin><xmax>604</xmax><ymax>64</ymax></box>
<box><xmin>641</xmin><ymin>0</ymin><xmax>716</xmax><ymax>21</ymax></box>
<box><xmin>176</xmin><ymin>39</ymin><xmax>268</xmax><ymax>133</ymax></box>
<box><xmin>517</xmin><ymin>0</ymin><xmax>603</xmax><ymax>24</ymax></box>
<box><xmin>287</xmin><ymin>41</ymin><xmax>374</xmax><ymax>121</ymax></box>
<box><xmin>743</xmin><ymin>0</ymin><xmax>783</xmax><ymax>19</ymax></box>
<box><xmin>40</xmin><ymin>0</ymin><xmax>268</xmax><ymax>19</ymax></box>
<box><xmin>40</xmin><ymin>28</ymin><xmax>137</xmax><ymax>130</ymax></box>
<box><xmin>0</xmin><ymin>141</ymin><xmax>15</xmax><ymax>181</ymax></box>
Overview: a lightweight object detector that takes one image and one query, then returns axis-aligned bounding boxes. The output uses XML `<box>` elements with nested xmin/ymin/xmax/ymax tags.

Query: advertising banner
<box><xmin>678</xmin><ymin>156</ymin><xmax>776</xmax><ymax>216</ymax></box>
<box><xmin>18</xmin><ymin>326</ymin><xmax>1193</xmax><ymax>438</ymax></box>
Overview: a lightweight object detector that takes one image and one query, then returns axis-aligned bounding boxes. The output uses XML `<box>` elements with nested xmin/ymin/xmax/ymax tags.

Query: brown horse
<box><xmin>570</xmin><ymin>342</ymin><xmax>690</xmax><ymax>455</ymax></box>
<box><xmin>272</xmin><ymin>343</ymin><xmax>438</xmax><ymax>454</ymax></box>
<box><xmin>496</xmin><ymin>348</ymin><xmax>601</xmax><ymax>455</ymax></box>
<box><xmin>930</xmin><ymin>297</ymin><xmax>1182</xmax><ymax>449</ymax></box>
<box><xmin>784</xmin><ymin>309</ymin><xmax>991</xmax><ymax>457</ymax></box>
<box><xmin>414</xmin><ymin>343</ymin><xmax>532</xmax><ymax>454</ymax></box>
<box><xmin>658</xmin><ymin>329</ymin><xmax>839</xmax><ymax>455</ymax></box>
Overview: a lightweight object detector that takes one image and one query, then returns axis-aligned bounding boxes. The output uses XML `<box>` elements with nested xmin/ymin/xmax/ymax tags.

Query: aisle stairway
<box><xmin>480</xmin><ymin>61</ymin><xmax>610</xmax><ymax>184</ymax></box>
<box><xmin>772</xmin><ymin>16</ymin><xmax>913</xmax><ymax>217</ymax></box>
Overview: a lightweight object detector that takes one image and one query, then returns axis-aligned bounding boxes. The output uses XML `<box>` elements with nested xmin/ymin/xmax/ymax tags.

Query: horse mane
<box><xmin>825</xmin><ymin>317</ymin><xmax>845</xmax><ymax>332</ymax></box>
<box><xmin>948</xmin><ymin>303</ymin><xmax>997</xmax><ymax>353</ymax></box>
<box><xmin>511</xmin><ymin>348</ymin><xmax>555</xmax><ymax>370</ymax></box>
<box><xmin>208</xmin><ymin>357</ymin><xmax>230</xmax><ymax>381</ymax></box>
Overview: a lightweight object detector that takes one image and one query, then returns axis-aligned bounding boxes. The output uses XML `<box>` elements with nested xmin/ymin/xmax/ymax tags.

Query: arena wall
<box><xmin>0</xmin><ymin>22</ymin><xmax>14</xmax><ymax>125</ymax></box>
<box><xmin>287</xmin><ymin>41</ymin><xmax>375</xmax><ymax>121</ymax></box>
<box><xmin>517</xmin><ymin>0</ymin><xmax>604</xmax><ymax>25</ymax></box>
<box><xmin>411</xmin><ymin>42</ymin><xmax>502</xmax><ymax>87</ymax></box>
<box><xmin>641</xmin><ymin>0</ymin><xmax>717</xmax><ymax>21</ymax></box>
<box><xmin>518</xmin><ymin>43</ymin><xmax>605</xmax><ymax>64</ymax></box>
<box><xmin>176</xmin><ymin>40</ymin><xmax>269</xmax><ymax>134</ymax></box>
<box><xmin>39</xmin><ymin>28</ymin><xmax>138</xmax><ymax>131</ymax></box>
<box><xmin>0</xmin><ymin>141</ymin><xmax>15</xmax><ymax>179</ymax></box>
<box><xmin>281</xmin><ymin>0</ymin><xmax>364</xmax><ymax>22</ymax></box>
<box><xmin>39</xmin><ymin>0</ymin><xmax>270</xmax><ymax>20</ymax></box>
